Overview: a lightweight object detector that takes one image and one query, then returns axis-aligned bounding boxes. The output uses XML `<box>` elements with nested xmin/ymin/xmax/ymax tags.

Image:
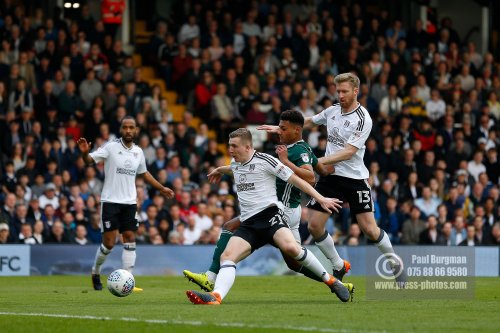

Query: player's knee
<box><xmin>307</xmin><ymin>223</ymin><xmax>323</xmax><ymax>237</ymax></box>
<box><xmin>102</xmin><ymin>239</ymin><xmax>115</xmax><ymax>250</ymax></box>
<box><xmin>122</xmin><ymin>232</ymin><xmax>135</xmax><ymax>243</ymax></box>
<box><xmin>220</xmin><ymin>249</ymin><xmax>234</xmax><ymax>262</ymax></box>
<box><xmin>281</xmin><ymin>242</ymin><xmax>300</xmax><ymax>258</ymax></box>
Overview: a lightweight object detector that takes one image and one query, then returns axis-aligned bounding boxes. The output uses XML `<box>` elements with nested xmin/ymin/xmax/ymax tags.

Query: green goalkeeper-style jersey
<box><xmin>276</xmin><ymin>140</ymin><xmax>318</xmax><ymax>208</ymax></box>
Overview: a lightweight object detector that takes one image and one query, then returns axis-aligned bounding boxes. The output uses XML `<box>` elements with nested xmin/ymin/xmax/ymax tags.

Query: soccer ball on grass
<box><xmin>107</xmin><ymin>269</ymin><xmax>135</xmax><ymax>297</ymax></box>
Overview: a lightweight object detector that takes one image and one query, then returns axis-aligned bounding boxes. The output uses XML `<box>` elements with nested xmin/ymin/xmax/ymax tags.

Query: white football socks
<box><xmin>206</xmin><ymin>271</ymin><xmax>217</xmax><ymax>283</ymax></box>
<box><xmin>375</xmin><ymin>229</ymin><xmax>396</xmax><ymax>257</ymax></box>
<box><xmin>122</xmin><ymin>242</ymin><xmax>137</xmax><ymax>273</ymax></box>
<box><xmin>213</xmin><ymin>260</ymin><xmax>236</xmax><ymax>299</ymax></box>
<box><xmin>92</xmin><ymin>244</ymin><xmax>111</xmax><ymax>274</ymax></box>
<box><xmin>315</xmin><ymin>231</ymin><xmax>344</xmax><ymax>271</ymax></box>
<box><xmin>294</xmin><ymin>247</ymin><xmax>331</xmax><ymax>283</ymax></box>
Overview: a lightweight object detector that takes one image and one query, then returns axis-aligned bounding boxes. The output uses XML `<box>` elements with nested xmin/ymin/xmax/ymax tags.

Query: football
<box><xmin>107</xmin><ymin>269</ymin><xmax>135</xmax><ymax>297</ymax></box>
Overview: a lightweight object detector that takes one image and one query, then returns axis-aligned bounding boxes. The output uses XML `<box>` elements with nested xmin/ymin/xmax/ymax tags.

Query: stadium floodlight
<box><xmin>73</xmin><ymin>3</ymin><xmax>80</xmax><ymax>8</ymax></box>
<box><xmin>64</xmin><ymin>2</ymin><xmax>71</xmax><ymax>8</ymax></box>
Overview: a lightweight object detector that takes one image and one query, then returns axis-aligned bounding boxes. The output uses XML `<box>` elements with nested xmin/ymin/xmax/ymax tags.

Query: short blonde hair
<box><xmin>229</xmin><ymin>128</ymin><xmax>253</xmax><ymax>146</ymax></box>
<box><xmin>334</xmin><ymin>73</ymin><xmax>360</xmax><ymax>89</ymax></box>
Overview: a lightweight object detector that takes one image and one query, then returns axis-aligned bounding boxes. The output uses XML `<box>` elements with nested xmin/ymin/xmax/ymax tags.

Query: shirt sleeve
<box><xmin>136</xmin><ymin>151</ymin><xmax>147</xmax><ymax>175</ymax></box>
<box><xmin>292</xmin><ymin>145</ymin><xmax>315</xmax><ymax>168</ymax></box>
<box><xmin>89</xmin><ymin>142</ymin><xmax>110</xmax><ymax>163</ymax></box>
<box><xmin>264</xmin><ymin>154</ymin><xmax>293</xmax><ymax>182</ymax></box>
<box><xmin>311</xmin><ymin>107</ymin><xmax>329</xmax><ymax>125</ymax></box>
<box><xmin>347</xmin><ymin>116</ymin><xmax>373</xmax><ymax>149</ymax></box>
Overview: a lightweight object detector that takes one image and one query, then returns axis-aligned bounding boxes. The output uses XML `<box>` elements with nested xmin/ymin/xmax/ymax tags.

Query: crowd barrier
<box><xmin>0</xmin><ymin>245</ymin><xmax>498</xmax><ymax>277</ymax></box>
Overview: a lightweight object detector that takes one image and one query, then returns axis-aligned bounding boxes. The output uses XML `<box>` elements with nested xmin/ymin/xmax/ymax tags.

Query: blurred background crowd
<box><xmin>1</xmin><ymin>0</ymin><xmax>500</xmax><ymax>247</ymax></box>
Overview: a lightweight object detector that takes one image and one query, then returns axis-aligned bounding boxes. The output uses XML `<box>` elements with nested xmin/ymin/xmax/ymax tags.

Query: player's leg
<box><xmin>356</xmin><ymin>211</ymin><xmax>407</xmax><ymax>286</ymax></box>
<box><xmin>307</xmin><ymin>206</ymin><xmax>348</xmax><ymax>276</ymax></box>
<box><xmin>273</xmin><ymin>227</ymin><xmax>351</xmax><ymax>302</ymax></box>
<box><xmin>183</xmin><ymin>217</ymin><xmax>241</xmax><ymax>291</ymax></box>
<box><xmin>349</xmin><ymin>179</ymin><xmax>406</xmax><ymax>286</ymax></box>
<box><xmin>280</xmin><ymin>205</ymin><xmax>322</xmax><ymax>282</ymax></box>
<box><xmin>119</xmin><ymin>204</ymin><xmax>140</xmax><ymax>272</ymax></box>
<box><xmin>307</xmin><ymin>176</ymin><xmax>348</xmax><ymax>275</ymax></box>
<box><xmin>186</xmin><ymin>235</ymin><xmax>252</xmax><ymax>305</ymax></box>
<box><xmin>91</xmin><ymin>203</ymin><xmax>119</xmax><ymax>290</ymax></box>
<box><xmin>120</xmin><ymin>204</ymin><xmax>141</xmax><ymax>291</ymax></box>
<box><xmin>208</xmin><ymin>217</ymin><xmax>241</xmax><ymax>275</ymax></box>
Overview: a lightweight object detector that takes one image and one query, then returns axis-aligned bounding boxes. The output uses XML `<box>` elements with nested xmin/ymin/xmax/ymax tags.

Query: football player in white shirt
<box><xmin>259</xmin><ymin>73</ymin><xmax>406</xmax><ymax>286</ymax></box>
<box><xmin>77</xmin><ymin>116</ymin><xmax>174</xmax><ymax>291</ymax></box>
<box><xmin>183</xmin><ymin>111</ymin><xmax>354</xmax><ymax>295</ymax></box>
<box><xmin>185</xmin><ymin>128</ymin><xmax>351</xmax><ymax>304</ymax></box>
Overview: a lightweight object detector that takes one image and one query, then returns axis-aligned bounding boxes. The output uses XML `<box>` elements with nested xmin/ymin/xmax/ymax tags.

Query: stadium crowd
<box><xmin>0</xmin><ymin>0</ymin><xmax>500</xmax><ymax>247</ymax></box>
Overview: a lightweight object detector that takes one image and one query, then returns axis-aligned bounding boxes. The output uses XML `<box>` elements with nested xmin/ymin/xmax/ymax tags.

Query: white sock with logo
<box><xmin>294</xmin><ymin>247</ymin><xmax>331</xmax><ymax>282</ymax></box>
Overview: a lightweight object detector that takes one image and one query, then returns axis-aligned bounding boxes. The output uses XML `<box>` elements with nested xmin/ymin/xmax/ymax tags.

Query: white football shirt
<box><xmin>89</xmin><ymin>138</ymin><xmax>147</xmax><ymax>204</ymax></box>
<box><xmin>312</xmin><ymin>103</ymin><xmax>371</xmax><ymax>179</ymax></box>
<box><xmin>231</xmin><ymin>151</ymin><xmax>293</xmax><ymax>221</ymax></box>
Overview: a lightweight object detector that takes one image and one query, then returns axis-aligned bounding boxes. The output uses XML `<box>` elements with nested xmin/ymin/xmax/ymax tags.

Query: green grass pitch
<box><xmin>0</xmin><ymin>276</ymin><xmax>499</xmax><ymax>333</ymax></box>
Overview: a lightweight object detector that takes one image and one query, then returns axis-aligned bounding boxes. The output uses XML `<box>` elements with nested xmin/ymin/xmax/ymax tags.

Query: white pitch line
<box><xmin>0</xmin><ymin>312</ymin><xmax>387</xmax><ymax>333</ymax></box>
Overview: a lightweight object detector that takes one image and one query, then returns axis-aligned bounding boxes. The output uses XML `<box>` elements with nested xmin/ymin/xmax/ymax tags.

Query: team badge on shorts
<box><xmin>104</xmin><ymin>221</ymin><xmax>111</xmax><ymax>229</ymax></box>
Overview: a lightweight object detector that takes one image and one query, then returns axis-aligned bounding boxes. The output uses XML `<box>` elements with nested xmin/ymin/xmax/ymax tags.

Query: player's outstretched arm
<box><xmin>319</xmin><ymin>144</ymin><xmax>358</xmax><ymax>165</ymax></box>
<box><xmin>303</xmin><ymin>116</ymin><xmax>315</xmax><ymax>129</ymax></box>
<box><xmin>313</xmin><ymin>162</ymin><xmax>335</xmax><ymax>177</ymax></box>
<box><xmin>77</xmin><ymin>137</ymin><xmax>95</xmax><ymax>165</ymax></box>
<box><xmin>256</xmin><ymin>124</ymin><xmax>280</xmax><ymax>133</ymax></box>
<box><xmin>142</xmin><ymin>171</ymin><xmax>175</xmax><ymax>198</ymax></box>
<box><xmin>207</xmin><ymin>165</ymin><xmax>232</xmax><ymax>184</ymax></box>
<box><xmin>287</xmin><ymin>174</ymin><xmax>342</xmax><ymax>214</ymax></box>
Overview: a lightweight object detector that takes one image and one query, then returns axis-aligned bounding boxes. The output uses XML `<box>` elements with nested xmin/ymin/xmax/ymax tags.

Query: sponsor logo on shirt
<box><xmin>116</xmin><ymin>168</ymin><xmax>137</xmax><ymax>176</ymax></box>
<box><xmin>327</xmin><ymin>127</ymin><xmax>345</xmax><ymax>147</ymax></box>
<box><xmin>236</xmin><ymin>183</ymin><xmax>255</xmax><ymax>192</ymax></box>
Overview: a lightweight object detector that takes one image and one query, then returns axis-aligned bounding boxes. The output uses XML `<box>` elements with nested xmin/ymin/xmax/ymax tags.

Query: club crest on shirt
<box><xmin>343</xmin><ymin>120</ymin><xmax>350</xmax><ymax>128</ymax></box>
<box><xmin>133</xmin><ymin>152</ymin><xmax>138</xmax><ymax>158</ymax></box>
<box><xmin>301</xmin><ymin>153</ymin><xmax>310</xmax><ymax>163</ymax></box>
<box><xmin>249</xmin><ymin>164</ymin><xmax>255</xmax><ymax>171</ymax></box>
<box><xmin>239</xmin><ymin>174</ymin><xmax>247</xmax><ymax>183</ymax></box>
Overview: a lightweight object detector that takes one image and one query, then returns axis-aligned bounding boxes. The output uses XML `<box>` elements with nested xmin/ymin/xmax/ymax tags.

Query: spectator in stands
<box><xmin>419</xmin><ymin>215</ymin><xmax>440</xmax><ymax>245</ymax></box>
<box><xmin>44</xmin><ymin>220</ymin><xmax>65</xmax><ymax>243</ymax></box>
<box><xmin>401</xmin><ymin>205</ymin><xmax>426</xmax><ymax>245</ymax></box>
<box><xmin>414</xmin><ymin>186</ymin><xmax>441</xmax><ymax>219</ymax></box>
<box><xmin>450</xmin><ymin>216</ymin><xmax>467</xmax><ymax>246</ymax></box>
